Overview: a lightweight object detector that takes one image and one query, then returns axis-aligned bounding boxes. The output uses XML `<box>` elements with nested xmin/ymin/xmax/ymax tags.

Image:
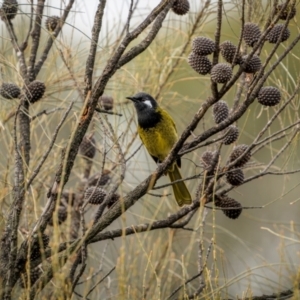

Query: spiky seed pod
<box><xmin>223</xmin><ymin>125</ymin><xmax>239</xmax><ymax>145</ymax></box>
<box><xmin>30</xmin><ymin>247</ymin><xmax>43</xmax><ymax>261</ymax></box>
<box><xmin>172</xmin><ymin>0</ymin><xmax>190</xmax><ymax>15</ymax></box>
<box><xmin>257</xmin><ymin>86</ymin><xmax>281</xmax><ymax>106</ymax></box>
<box><xmin>30</xmin><ymin>233</ymin><xmax>50</xmax><ymax>260</ymax></box>
<box><xmin>107</xmin><ymin>193</ymin><xmax>120</xmax><ymax>209</ymax></box>
<box><xmin>192</xmin><ymin>37</ymin><xmax>215</xmax><ymax>56</ymax></box>
<box><xmin>79</xmin><ymin>136</ymin><xmax>96</xmax><ymax>159</ymax></box>
<box><xmin>45</xmin><ymin>15</ymin><xmax>59</xmax><ymax>31</ymax></box>
<box><xmin>0</xmin><ymin>82</ymin><xmax>20</xmax><ymax>99</ymax></box>
<box><xmin>243</xmin><ymin>22</ymin><xmax>261</xmax><ymax>47</ymax></box>
<box><xmin>213</xmin><ymin>100</ymin><xmax>229</xmax><ymax>124</ymax></box>
<box><xmin>0</xmin><ymin>0</ymin><xmax>18</xmax><ymax>20</ymax></box>
<box><xmin>215</xmin><ymin>196</ymin><xmax>242</xmax><ymax>219</ymax></box>
<box><xmin>219</xmin><ymin>41</ymin><xmax>242</xmax><ymax>65</ymax></box>
<box><xmin>276</xmin><ymin>4</ymin><xmax>296</xmax><ymax>20</ymax></box>
<box><xmin>19</xmin><ymin>268</ymin><xmax>42</xmax><ymax>289</ymax></box>
<box><xmin>226</xmin><ymin>168</ymin><xmax>244</xmax><ymax>186</ymax></box>
<box><xmin>201</xmin><ymin>151</ymin><xmax>214</xmax><ymax>169</ymax></box>
<box><xmin>210</xmin><ymin>63</ymin><xmax>232</xmax><ymax>84</ymax></box>
<box><xmin>99</xmin><ymin>95</ymin><xmax>114</xmax><ymax>111</ymax></box>
<box><xmin>32</xmin><ymin>233</ymin><xmax>49</xmax><ymax>250</ymax></box>
<box><xmin>88</xmin><ymin>169</ymin><xmax>111</xmax><ymax>187</ymax></box>
<box><xmin>84</xmin><ymin>186</ymin><xmax>106</xmax><ymax>205</ymax></box>
<box><xmin>48</xmin><ymin>205</ymin><xmax>68</xmax><ymax>226</ymax></box>
<box><xmin>188</xmin><ymin>53</ymin><xmax>212</xmax><ymax>75</ymax></box>
<box><xmin>25</xmin><ymin>80</ymin><xmax>46</xmax><ymax>103</ymax></box>
<box><xmin>229</xmin><ymin>144</ymin><xmax>251</xmax><ymax>168</ymax></box>
<box><xmin>241</xmin><ymin>54</ymin><xmax>262</xmax><ymax>74</ymax></box>
<box><xmin>267</xmin><ymin>24</ymin><xmax>290</xmax><ymax>43</ymax></box>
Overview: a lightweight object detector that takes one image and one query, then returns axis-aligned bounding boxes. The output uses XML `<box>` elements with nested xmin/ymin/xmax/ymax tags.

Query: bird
<box><xmin>126</xmin><ymin>92</ymin><xmax>192</xmax><ymax>206</ymax></box>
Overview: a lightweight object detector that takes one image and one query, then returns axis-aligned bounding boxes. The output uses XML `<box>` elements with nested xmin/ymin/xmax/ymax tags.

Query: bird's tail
<box><xmin>168</xmin><ymin>164</ymin><xmax>192</xmax><ymax>206</ymax></box>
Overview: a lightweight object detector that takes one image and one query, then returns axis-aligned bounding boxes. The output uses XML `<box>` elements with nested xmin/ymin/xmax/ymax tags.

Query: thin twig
<box><xmin>27</xmin><ymin>101</ymin><xmax>74</xmax><ymax>187</ymax></box>
<box><xmin>30</xmin><ymin>107</ymin><xmax>65</xmax><ymax>121</ymax></box>
<box><xmin>95</xmin><ymin>107</ymin><xmax>122</xmax><ymax>116</ymax></box>
<box><xmin>85</xmin><ymin>266</ymin><xmax>116</xmax><ymax>298</ymax></box>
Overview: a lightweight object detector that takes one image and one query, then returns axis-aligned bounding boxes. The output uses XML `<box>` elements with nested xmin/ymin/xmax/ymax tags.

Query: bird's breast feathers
<box><xmin>138</xmin><ymin>111</ymin><xmax>178</xmax><ymax>161</ymax></box>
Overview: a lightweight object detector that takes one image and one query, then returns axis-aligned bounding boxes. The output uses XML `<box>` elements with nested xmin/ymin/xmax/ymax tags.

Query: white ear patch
<box><xmin>144</xmin><ymin>100</ymin><xmax>152</xmax><ymax>108</ymax></box>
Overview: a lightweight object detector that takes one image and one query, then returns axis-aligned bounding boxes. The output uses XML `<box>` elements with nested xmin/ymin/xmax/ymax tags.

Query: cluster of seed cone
<box><xmin>200</xmin><ymin>99</ymin><xmax>254</xmax><ymax>219</ymax></box>
<box><xmin>201</xmin><ymin>143</ymin><xmax>251</xmax><ymax>188</ymax></box>
<box><xmin>188</xmin><ymin>36</ymin><xmax>233</xmax><ymax>84</ymax></box>
<box><xmin>0</xmin><ymin>80</ymin><xmax>46</xmax><ymax>103</ymax></box>
<box><xmin>243</xmin><ymin>12</ymin><xmax>292</xmax><ymax>48</ymax></box>
<box><xmin>225</xmin><ymin>144</ymin><xmax>251</xmax><ymax>187</ymax></box>
<box><xmin>241</xmin><ymin>6</ymin><xmax>295</xmax><ymax>106</ymax></box>
<box><xmin>200</xmin><ymin>149</ymin><xmax>244</xmax><ymax>219</ymax></box>
<box><xmin>48</xmin><ymin>170</ymin><xmax>113</xmax><ymax>227</ymax></box>
<box><xmin>0</xmin><ymin>0</ymin><xmax>61</xmax><ymax>35</ymax></box>
<box><xmin>212</xmin><ymin>100</ymin><xmax>239</xmax><ymax>145</ymax></box>
<box><xmin>241</xmin><ymin>23</ymin><xmax>283</xmax><ymax>107</ymax></box>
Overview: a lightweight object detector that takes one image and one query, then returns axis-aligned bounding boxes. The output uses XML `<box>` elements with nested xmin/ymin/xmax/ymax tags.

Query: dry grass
<box><xmin>0</xmin><ymin>0</ymin><xmax>300</xmax><ymax>299</ymax></box>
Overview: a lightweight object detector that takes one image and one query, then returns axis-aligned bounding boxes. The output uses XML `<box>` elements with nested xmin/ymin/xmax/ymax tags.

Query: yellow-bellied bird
<box><xmin>127</xmin><ymin>92</ymin><xmax>192</xmax><ymax>206</ymax></box>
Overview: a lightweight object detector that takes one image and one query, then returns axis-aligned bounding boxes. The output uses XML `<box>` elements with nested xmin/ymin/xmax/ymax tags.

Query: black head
<box><xmin>126</xmin><ymin>92</ymin><xmax>158</xmax><ymax>113</ymax></box>
<box><xmin>126</xmin><ymin>92</ymin><xmax>161</xmax><ymax>129</ymax></box>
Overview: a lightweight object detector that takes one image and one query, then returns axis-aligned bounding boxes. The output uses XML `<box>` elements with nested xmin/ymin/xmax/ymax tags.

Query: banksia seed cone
<box><xmin>19</xmin><ymin>268</ymin><xmax>42</xmax><ymax>289</ymax></box>
<box><xmin>223</xmin><ymin>125</ymin><xmax>239</xmax><ymax>145</ymax></box>
<box><xmin>88</xmin><ymin>169</ymin><xmax>111</xmax><ymax>187</ymax></box>
<box><xmin>84</xmin><ymin>186</ymin><xmax>106</xmax><ymax>205</ymax></box>
<box><xmin>210</xmin><ymin>63</ymin><xmax>232</xmax><ymax>84</ymax></box>
<box><xmin>257</xmin><ymin>86</ymin><xmax>281</xmax><ymax>106</ymax></box>
<box><xmin>241</xmin><ymin>54</ymin><xmax>262</xmax><ymax>73</ymax></box>
<box><xmin>80</xmin><ymin>136</ymin><xmax>96</xmax><ymax>159</ymax></box>
<box><xmin>267</xmin><ymin>24</ymin><xmax>290</xmax><ymax>43</ymax></box>
<box><xmin>35</xmin><ymin>233</ymin><xmax>49</xmax><ymax>249</ymax></box>
<box><xmin>107</xmin><ymin>193</ymin><xmax>120</xmax><ymax>209</ymax></box>
<box><xmin>30</xmin><ymin>233</ymin><xmax>50</xmax><ymax>260</ymax></box>
<box><xmin>99</xmin><ymin>95</ymin><xmax>114</xmax><ymax>111</ymax></box>
<box><xmin>276</xmin><ymin>4</ymin><xmax>296</xmax><ymax>20</ymax></box>
<box><xmin>48</xmin><ymin>205</ymin><xmax>68</xmax><ymax>226</ymax></box>
<box><xmin>219</xmin><ymin>41</ymin><xmax>242</xmax><ymax>65</ymax></box>
<box><xmin>172</xmin><ymin>0</ymin><xmax>190</xmax><ymax>15</ymax></box>
<box><xmin>229</xmin><ymin>144</ymin><xmax>251</xmax><ymax>168</ymax></box>
<box><xmin>188</xmin><ymin>53</ymin><xmax>212</xmax><ymax>75</ymax></box>
<box><xmin>201</xmin><ymin>150</ymin><xmax>214</xmax><ymax>169</ymax></box>
<box><xmin>226</xmin><ymin>168</ymin><xmax>244</xmax><ymax>186</ymax></box>
<box><xmin>25</xmin><ymin>80</ymin><xmax>46</xmax><ymax>103</ymax></box>
<box><xmin>192</xmin><ymin>37</ymin><xmax>215</xmax><ymax>56</ymax></box>
<box><xmin>243</xmin><ymin>22</ymin><xmax>261</xmax><ymax>47</ymax></box>
<box><xmin>213</xmin><ymin>100</ymin><xmax>229</xmax><ymax>124</ymax></box>
<box><xmin>215</xmin><ymin>195</ymin><xmax>242</xmax><ymax>219</ymax></box>
<box><xmin>0</xmin><ymin>0</ymin><xmax>18</xmax><ymax>20</ymax></box>
<box><xmin>45</xmin><ymin>15</ymin><xmax>59</xmax><ymax>31</ymax></box>
<box><xmin>0</xmin><ymin>82</ymin><xmax>20</xmax><ymax>99</ymax></box>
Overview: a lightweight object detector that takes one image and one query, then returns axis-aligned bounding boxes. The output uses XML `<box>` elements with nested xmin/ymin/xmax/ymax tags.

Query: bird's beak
<box><xmin>126</xmin><ymin>96</ymin><xmax>136</xmax><ymax>102</ymax></box>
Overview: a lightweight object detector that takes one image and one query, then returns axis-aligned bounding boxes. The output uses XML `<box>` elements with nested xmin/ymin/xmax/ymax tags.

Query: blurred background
<box><xmin>0</xmin><ymin>0</ymin><xmax>300</xmax><ymax>299</ymax></box>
